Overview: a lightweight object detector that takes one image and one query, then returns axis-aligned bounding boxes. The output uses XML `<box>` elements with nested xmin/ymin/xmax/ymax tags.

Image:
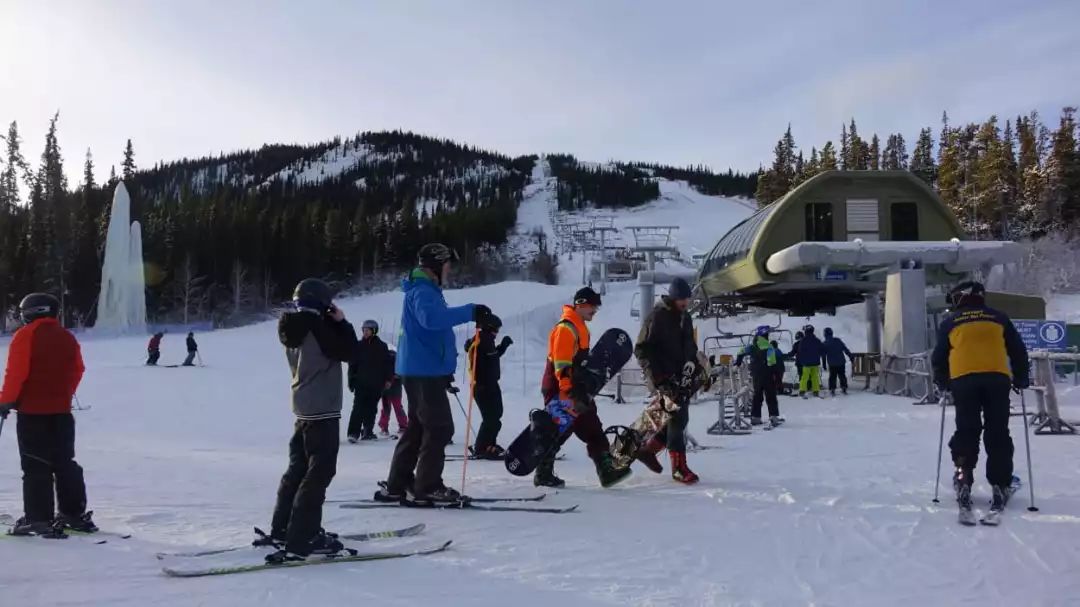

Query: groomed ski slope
<box><xmin>2</xmin><ymin>278</ymin><xmax>1079</xmax><ymax>606</ymax></box>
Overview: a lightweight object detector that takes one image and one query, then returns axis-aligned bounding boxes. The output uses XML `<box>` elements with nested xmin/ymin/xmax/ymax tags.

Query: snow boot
<box><xmin>594</xmin><ymin>452</ymin><xmax>632</xmax><ymax>488</ymax></box>
<box><xmin>634</xmin><ymin>437</ymin><xmax>665</xmax><ymax>474</ymax></box>
<box><xmin>58</xmin><ymin>511</ymin><xmax>98</xmax><ymax>534</ymax></box>
<box><xmin>670</xmin><ymin>451</ymin><xmax>699</xmax><ymax>485</ymax></box>
<box><xmin>533</xmin><ymin>458</ymin><xmax>566</xmax><ymax>488</ymax></box>
<box><xmin>410</xmin><ymin>485</ymin><xmax>464</xmax><ymax>504</ymax></box>
<box><xmin>750</xmin><ymin>417</ymin><xmax>763</xmax><ymax>426</ymax></box>
<box><xmin>10</xmin><ymin>517</ymin><xmax>66</xmax><ymax>538</ymax></box>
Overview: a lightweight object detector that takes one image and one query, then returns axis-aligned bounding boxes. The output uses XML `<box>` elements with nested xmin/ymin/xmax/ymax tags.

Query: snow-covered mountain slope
<box><xmin>2</xmin><ymin>280</ymin><xmax>1078</xmax><ymax>606</ymax></box>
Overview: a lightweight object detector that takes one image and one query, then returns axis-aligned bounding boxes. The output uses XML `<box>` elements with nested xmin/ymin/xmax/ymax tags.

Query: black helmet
<box><xmin>361</xmin><ymin>319</ymin><xmax>379</xmax><ymax>334</ymax></box>
<box><xmin>573</xmin><ymin>286</ymin><xmax>602</xmax><ymax>307</ymax></box>
<box><xmin>795</xmin><ymin>331</ymin><xmax>804</xmax><ymax>340</ymax></box>
<box><xmin>823</xmin><ymin>327</ymin><xmax>833</xmax><ymax>337</ymax></box>
<box><xmin>480</xmin><ymin>313</ymin><xmax>503</xmax><ymax>331</ymax></box>
<box><xmin>803</xmin><ymin>324</ymin><xmax>815</xmax><ymax>335</ymax></box>
<box><xmin>19</xmin><ymin>293</ymin><xmax>59</xmax><ymax>324</ymax></box>
<box><xmin>669</xmin><ymin>277</ymin><xmax>692</xmax><ymax>300</ymax></box>
<box><xmin>948</xmin><ymin>281</ymin><xmax>985</xmax><ymax>307</ymax></box>
<box><xmin>293</xmin><ymin>278</ymin><xmax>334</xmax><ymax>312</ymax></box>
<box><xmin>418</xmin><ymin>243</ymin><xmax>459</xmax><ymax>272</ymax></box>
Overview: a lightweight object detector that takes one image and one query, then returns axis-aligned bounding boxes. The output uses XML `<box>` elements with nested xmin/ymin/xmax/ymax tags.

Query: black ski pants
<box><xmin>948</xmin><ymin>373</ymin><xmax>1014</xmax><ymax>488</ymax></box>
<box><xmin>17</xmin><ymin>413</ymin><xmax>88</xmax><ymax>522</ymax></box>
<box><xmin>271</xmin><ymin>418</ymin><xmax>339</xmax><ymax>549</ymax></box>
<box><xmin>347</xmin><ymin>385</ymin><xmax>382</xmax><ymax>437</ymax></box>
<box><xmin>827</xmin><ymin>365</ymin><xmax>849</xmax><ymax>392</ymax></box>
<box><xmin>387</xmin><ymin>377</ymin><xmax>455</xmax><ymax>494</ymax></box>
<box><xmin>652</xmin><ymin>396</ymin><xmax>690</xmax><ymax>452</ymax></box>
<box><xmin>146</xmin><ymin>351</ymin><xmax>160</xmax><ymax>366</ymax></box>
<box><xmin>751</xmin><ymin>375</ymin><xmax>779</xmax><ymax>418</ymax></box>
<box><xmin>473</xmin><ymin>383</ymin><xmax>504</xmax><ymax>451</ymax></box>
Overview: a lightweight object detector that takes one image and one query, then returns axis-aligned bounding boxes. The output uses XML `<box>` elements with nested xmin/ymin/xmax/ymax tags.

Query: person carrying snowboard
<box><xmin>346</xmin><ymin>320</ymin><xmax>393</xmax><ymax>442</ymax></box>
<box><xmin>375</xmin><ymin>243</ymin><xmax>493</xmax><ymax>504</ymax></box>
<box><xmin>931</xmin><ymin>281</ymin><xmax>1028</xmax><ymax>517</ymax></box>
<box><xmin>822</xmin><ymin>327</ymin><xmax>855</xmax><ymax>396</ymax></box>
<box><xmin>146</xmin><ymin>332</ymin><xmax>163</xmax><ymax>366</ymax></box>
<box><xmin>0</xmin><ymin>293</ymin><xmax>95</xmax><ymax>537</ymax></box>
<box><xmin>536</xmin><ymin>286</ymin><xmax>631</xmax><ymax>489</ymax></box>
<box><xmin>735</xmin><ymin>326</ymin><xmax>783</xmax><ymax>427</ymax></box>
<box><xmin>378</xmin><ymin>350</ymin><xmax>407</xmax><ymax>437</ymax></box>
<box><xmin>267</xmin><ymin>278</ymin><xmax>357</xmax><ymax>562</ymax></box>
<box><xmin>796</xmin><ymin>325</ymin><xmax>825</xmax><ymax>398</ymax></box>
<box><xmin>183</xmin><ymin>332</ymin><xmax>198</xmax><ymax>367</ymax></box>
<box><xmin>633</xmin><ymin>278</ymin><xmax>701</xmax><ymax>484</ymax></box>
<box><xmin>464</xmin><ymin>313</ymin><xmax>512</xmax><ymax>459</ymax></box>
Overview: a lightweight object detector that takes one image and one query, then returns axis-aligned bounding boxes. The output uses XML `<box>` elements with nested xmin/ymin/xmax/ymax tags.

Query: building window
<box><xmin>805</xmin><ymin>203</ymin><xmax>834</xmax><ymax>241</ymax></box>
<box><xmin>891</xmin><ymin>203</ymin><xmax>919</xmax><ymax>240</ymax></box>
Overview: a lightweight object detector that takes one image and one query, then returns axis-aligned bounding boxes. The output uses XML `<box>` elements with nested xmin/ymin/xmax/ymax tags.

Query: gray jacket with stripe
<box><xmin>278</xmin><ymin>311</ymin><xmax>357</xmax><ymax>421</ymax></box>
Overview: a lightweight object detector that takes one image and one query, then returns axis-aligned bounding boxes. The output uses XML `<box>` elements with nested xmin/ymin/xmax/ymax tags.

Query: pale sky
<box><xmin>2</xmin><ymin>0</ymin><xmax>1078</xmax><ymax>186</ymax></box>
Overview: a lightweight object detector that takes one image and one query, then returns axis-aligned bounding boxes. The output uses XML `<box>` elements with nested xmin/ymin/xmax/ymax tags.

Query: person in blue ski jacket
<box><xmin>796</xmin><ymin>325</ymin><xmax>826</xmax><ymax>398</ymax></box>
<box><xmin>822</xmin><ymin>327</ymin><xmax>855</xmax><ymax>396</ymax></box>
<box><xmin>377</xmin><ymin>243</ymin><xmax>494</xmax><ymax>505</ymax></box>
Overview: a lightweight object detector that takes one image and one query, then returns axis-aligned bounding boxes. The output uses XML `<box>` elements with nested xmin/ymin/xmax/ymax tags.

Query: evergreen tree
<box><xmin>937</xmin><ymin>122</ymin><xmax>962</xmax><ymax>216</ymax></box>
<box><xmin>122</xmin><ymin>139</ymin><xmax>136</xmax><ymax>180</ymax></box>
<box><xmin>869</xmin><ymin>134</ymin><xmax>881</xmax><ymax>170</ymax></box>
<box><xmin>1045</xmin><ymin>107</ymin><xmax>1080</xmax><ymax>226</ymax></box>
<box><xmin>1016</xmin><ymin>112</ymin><xmax>1044</xmax><ymax>230</ymax></box>
<box><xmin>755</xmin><ymin>125</ymin><xmax>798</xmax><ymax>204</ymax></box>
<box><xmin>847</xmin><ymin>119</ymin><xmax>867</xmax><ymax>170</ymax></box>
<box><xmin>910</xmin><ymin>127</ymin><xmax>936</xmax><ymax>184</ymax></box>
<box><xmin>840</xmin><ymin>123</ymin><xmax>849</xmax><ymax>170</ymax></box>
<box><xmin>972</xmin><ymin>116</ymin><xmax>1013</xmax><ymax>238</ymax></box>
<box><xmin>819</xmin><ymin>141</ymin><xmax>839</xmax><ymax>170</ymax></box>
<box><xmin>1</xmin><ymin>121</ymin><xmax>29</xmax><ymax>208</ymax></box>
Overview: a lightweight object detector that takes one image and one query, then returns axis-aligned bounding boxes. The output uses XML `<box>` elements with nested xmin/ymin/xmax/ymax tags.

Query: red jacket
<box><xmin>0</xmin><ymin>318</ymin><xmax>85</xmax><ymax>414</ymax></box>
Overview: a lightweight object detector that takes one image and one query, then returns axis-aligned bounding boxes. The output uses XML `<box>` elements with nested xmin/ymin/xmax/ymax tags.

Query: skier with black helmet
<box><xmin>265</xmin><ymin>278</ymin><xmax>357</xmax><ymax>562</ymax></box>
<box><xmin>376</xmin><ymin>243</ymin><xmax>494</xmax><ymax>504</ymax></box>
<box><xmin>822</xmin><ymin>327</ymin><xmax>855</xmax><ymax>396</ymax></box>
<box><xmin>931</xmin><ymin>281</ymin><xmax>1029</xmax><ymax>521</ymax></box>
<box><xmin>0</xmin><ymin>293</ymin><xmax>95</xmax><ymax>537</ymax></box>
<box><xmin>735</xmin><ymin>325</ymin><xmax>783</xmax><ymax>427</ymax></box>
<box><xmin>796</xmin><ymin>325</ymin><xmax>825</xmax><ymax>398</ymax></box>
<box><xmin>633</xmin><ymin>277</ymin><xmax>702</xmax><ymax>483</ymax></box>
<box><xmin>464</xmin><ymin>313</ymin><xmax>512</xmax><ymax>459</ymax></box>
<box><xmin>347</xmin><ymin>319</ymin><xmax>393</xmax><ymax>442</ymax></box>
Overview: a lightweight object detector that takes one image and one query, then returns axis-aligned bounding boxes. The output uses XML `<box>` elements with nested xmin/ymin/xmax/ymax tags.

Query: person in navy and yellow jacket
<box><xmin>0</xmin><ymin>293</ymin><xmax>95</xmax><ymax>537</ymax></box>
<box><xmin>931</xmin><ymin>281</ymin><xmax>1029</xmax><ymax>513</ymax></box>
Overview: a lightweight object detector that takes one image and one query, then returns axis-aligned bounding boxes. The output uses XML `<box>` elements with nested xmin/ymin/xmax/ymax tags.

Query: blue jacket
<box><xmin>796</xmin><ymin>334</ymin><xmax>825</xmax><ymax>367</ymax></box>
<box><xmin>396</xmin><ymin>269</ymin><xmax>475</xmax><ymax>377</ymax></box>
<box><xmin>822</xmin><ymin>336</ymin><xmax>853</xmax><ymax>368</ymax></box>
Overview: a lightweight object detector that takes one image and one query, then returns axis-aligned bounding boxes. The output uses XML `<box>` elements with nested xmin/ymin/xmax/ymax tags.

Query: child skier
<box><xmin>0</xmin><ymin>293</ymin><xmax>96</xmax><ymax>537</ymax></box>
<box><xmin>146</xmin><ymin>332</ymin><xmax>163</xmax><ymax>366</ymax></box>
<box><xmin>347</xmin><ymin>320</ymin><xmax>393</xmax><ymax>442</ymax></box>
<box><xmin>796</xmin><ymin>325</ymin><xmax>825</xmax><ymax>399</ymax></box>
<box><xmin>266</xmin><ymin>278</ymin><xmax>357</xmax><ymax>562</ymax></box>
<box><xmin>822</xmin><ymin>327</ymin><xmax>855</xmax><ymax>396</ymax></box>
<box><xmin>378</xmin><ymin>351</ymin><xmax>407</xmax><ymax>437</ymax></box>
<box><xmin>735</xmin><ymin>326</ymin><xmax>783</xmax><ymax>427</ymax></box>
<box><xmin>464</xmin><ymin>313</ymin><xmax>512</xmax><ymax>459</ymax></box>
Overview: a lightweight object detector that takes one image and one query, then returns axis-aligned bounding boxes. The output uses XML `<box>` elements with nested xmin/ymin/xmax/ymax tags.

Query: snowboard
<box><xmin>609</xmin><ymin>363</ymin><xmax>706</xmax><ymax>469</ymax></box>
<box><xmin>505</xmin><ymin>327</ymin><xmax>633</xmax><ymax>476</ymax></box>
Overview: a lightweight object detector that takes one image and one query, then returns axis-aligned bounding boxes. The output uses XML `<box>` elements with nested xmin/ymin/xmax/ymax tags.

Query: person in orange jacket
<box><xmin>0</xmin><ymin>293</ymin><xmax>96</xmax><ymax>537</ymax></box>
<box><xmin>536</xmin><ymin>287</ymin><xmax>631</xmax><ymax>488</ymax></box>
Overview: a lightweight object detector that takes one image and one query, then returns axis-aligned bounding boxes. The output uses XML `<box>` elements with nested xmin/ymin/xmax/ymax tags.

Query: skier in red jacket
<box><xmin>0</xmin><ymin>293</ymin><xmax>95</xmax><ymax>537</ymax></box>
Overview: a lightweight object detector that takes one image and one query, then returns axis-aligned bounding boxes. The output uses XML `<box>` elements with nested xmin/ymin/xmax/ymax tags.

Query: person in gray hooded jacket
<box><xmin>264</xmin><ymin>278</ymin><xmax>357</xmax><ymax>562</ymax></box>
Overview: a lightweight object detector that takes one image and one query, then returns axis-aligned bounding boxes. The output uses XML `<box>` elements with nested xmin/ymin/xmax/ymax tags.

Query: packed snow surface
<box><xmin>2</xmin><ymin>280</ymin><xmax>1079</xmax><ymax>606</ymax></box>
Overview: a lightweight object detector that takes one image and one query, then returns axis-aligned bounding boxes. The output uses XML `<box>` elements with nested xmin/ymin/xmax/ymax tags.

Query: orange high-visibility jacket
<box><xmin>543</xmin><ymin>305</ymin><xmax>590</xmax><ymax>400</ymax></box>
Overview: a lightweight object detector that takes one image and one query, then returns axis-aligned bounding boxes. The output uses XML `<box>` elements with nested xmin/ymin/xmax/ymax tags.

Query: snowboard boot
<box><xmin>594</xmin><ymin>452</ymin><xmax>632</xmax><ymax>488</ymax></box>
<box><xmin>58</xmin><ymin>511</ymin><xmax>98</xmax><ymax>534</ymax></box>
<box><xmin>670</xmin><ymin>451</ymin><xmax>699</xmax><ymax>485</ymax></box>
<box><xmin>634</xmin><ymin>437</ymin><xmax>665</xmax><ymax>474</ymax></box>
<box><xmin>10</xmin><ymin>517</ymin><xmax>66</xmax><ymax>538</ymax></box>
<box><xmin>533</xmin><ymin>457</ymin><xmax>566</xmax><ymax>488</ymax></box>
<box><xmin>750</xmin><ymin>417</ymin><xmax>763</xmax><ymax>426</ymax></box>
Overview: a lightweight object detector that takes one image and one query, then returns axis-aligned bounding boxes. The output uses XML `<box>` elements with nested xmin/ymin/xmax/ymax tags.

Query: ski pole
<box><xmin>1018</xmin><ymin>388</ymin><xmax>1039</xmax><ymax>512</ymax></box>
<box><xmin>450</xmin><ymin>391</ymin><xmax>477</xmax><ymax>438</ymax></box>
<box><xmin>460</xmin><ymin>326</ymin><xmax>481</xmax><ymax>496</ymax></box>
<box><xmin>932</xmin><ymin>391</ymin><xmax>948</xmax><ymax>503</ymax></box>
<box><xmin>0</xmin><ymin>415</ymin><xmax>5</xmax><ymax>440</ymax></box>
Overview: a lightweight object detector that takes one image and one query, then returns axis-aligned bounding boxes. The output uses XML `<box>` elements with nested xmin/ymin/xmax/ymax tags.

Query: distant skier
<box><xmin>183</xmin><ymin>332</ymin><xmax>198</xmax><ymax>367</ymax></box>
<box><xmin>769</xmin><ymin>339</ymin><xmax>788</xmax><ymax>395</ymax></box>
<box><xmin>535</xmin><ymin>286</ymin><xmax>631</xmax><ymax>489</ymax></box>
<box><xmin>735</xmin><ymin>325</ymin><xmax>782</xmax><ymax>427</ymax></box>
<box><xmin>267</xmin><ymin>278</ymin><xmax>357</xmax><ymax>561</ymax></box>
<box><xmin>375</xmin><ymin>243</ymin><xmax>493</xmax><ymax>504</ymax></box>
<box><xmin>347</xmin><ymin>320</ymin><xmax>393</xmax><ymax>442</ymax></box>
<box><xmin>464</xmin><ymin>313</ymin><xmax>512</xmax><ymax>459</ymax></box>
<box><xmin>822</xmin><ymin>327</ymin><xmax>855</xmax><ymax>396</ymax></box>
<box><xmin>146</xmin><ymin>332</ymin><xmax>163</xmax><ymax>366</ymax></box>
<box><xmin>378</xmin><ymin>351</ymin><xmax>407</xmax><ymax>437</ymax></box>
<box><xmin>633</xmin><ymin>278</ymin><xmax>701</xmax><ymax>484</ymax></box>
<box><xmin>0</xmin><ymin>293</ymin><xmax>97</xmax><ymax>537</ymax></box>
<box><xmin>931</xmin><ymin>281</ymin><xmax>1029</xmax><ymax>518</ymax></box>
<box><xmin>796</xmin><ymin>325</ymin><xmax>825</xmax><ymax>398</ymax></box>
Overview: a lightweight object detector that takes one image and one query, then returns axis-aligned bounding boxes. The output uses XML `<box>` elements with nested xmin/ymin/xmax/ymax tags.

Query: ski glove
<box><xmin>0</xmin><ymin>403</ymin><xmax>14</xmax><ymax>419</ymax></box>
<box><xmin>1012</xmin><ymin>376</ymin><xmax>1030</xmax><ymax>391</ymax></box>
<box><xmin>500</xmin><ymin>336</ymin><xmax>513</xmax><ymax>349</ymax></box>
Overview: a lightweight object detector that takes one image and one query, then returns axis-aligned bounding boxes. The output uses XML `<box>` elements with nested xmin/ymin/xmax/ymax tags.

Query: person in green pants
<box><xmin>795</xmin><ymin>325</ymin><xmax>825</xmax><ymax>398</ymax></box>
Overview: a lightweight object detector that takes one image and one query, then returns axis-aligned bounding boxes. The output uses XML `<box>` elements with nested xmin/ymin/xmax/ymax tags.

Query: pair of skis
<box><xmin>338</xmin><ymin>493</ymin><xmax>577</xmax><ymax>514</ymax></box>
<box><xmin>0</xmin><ymin>513</ymin><xmax>131</xmax><ymax>544</ymax></box>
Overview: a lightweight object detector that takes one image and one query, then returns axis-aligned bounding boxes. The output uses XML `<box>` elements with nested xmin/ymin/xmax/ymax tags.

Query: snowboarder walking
<box><xmin>146</xmin><ymin>332</ymin><xmax>163</xmax><ymax>366</ymax></box>
<box><xmin>931</xmin><ymin>281</ymin><xmax>1029</xmax><ymax>516</ymax></box>
<box><xmin>822</xmin><ymin>327</ymin><xmax>855</xmax><ymax>396</ymax></box>
<box><xmin>378</xmin><ymin>351</ymin><xmax>407</xmax><ymax>436</ymax></box>
<box><xmin>633</xmin><ymin>278</ymin><xmax>701</xmax><ymax>484</ymax></box>
<box><xmin>464</xmin><ymin>313</ymin><xmax>512</xmax><ymax>459</ymax></box>
<box><xmin>375</xmin><ymin>243</ymin><xmax>492</xmax><ymax>504</ymax></box>
<box><xmin>268</xmin><ymin>278</ymin><xmax>357</xmax><ymax>561</ymax></box>
<box><xmin>736</xmin><ymin>325</ymin><xmax>783</xmax><ymax>427</ymax></box>
<box><xmin>347</xmin><ymin>320</ymin><xmax>393</xmax><ymax>442</ymax></box>
<box><xmin>796</xmin><ymin>325</ymin><xmax>825</xmax><ymax>398</ymax></box>
<box><xmin>0</xmin><ymin>293</ymin><xmax>96</xmax><ymax>537</ymax></box>
<box><xmin>536</xmin><ymin>287</ymin><xmax>631</xmax><ymax>489</ymax></box>
<box><xmin>182</xmin><ymin>332</ymin><xmax>198</xmax><ymax>367</ymax></box>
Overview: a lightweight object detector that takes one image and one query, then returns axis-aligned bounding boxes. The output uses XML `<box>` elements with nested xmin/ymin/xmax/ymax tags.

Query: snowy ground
<box><xmin>2</xmin><ymin>279</ymin><xmax>1080</xmax><ymax>607</ymax></box>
